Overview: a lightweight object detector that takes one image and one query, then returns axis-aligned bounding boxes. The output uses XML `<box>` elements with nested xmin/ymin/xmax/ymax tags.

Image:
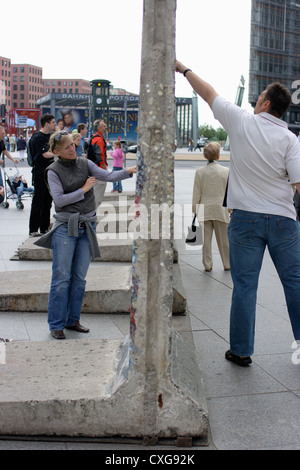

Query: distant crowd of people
<box><xmin>4</xmin><ymin>133</ymin><xmax>27</xmax><ymax>161</ymax></box>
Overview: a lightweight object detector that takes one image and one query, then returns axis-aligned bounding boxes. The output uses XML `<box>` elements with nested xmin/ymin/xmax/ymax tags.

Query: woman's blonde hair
<box><xmin>49</xmin><ymin>131</ymin><xmax>71</xmax><ymax>154</ymax></box>
<box><xmin>203</xmin><ymin>142</ymin><xmax>220</xmax><ymax>161</ymax></box>
<box><xmin>72</xmin><ymin>133</ymin><xmax>81</xmax><ymax>148</ymax></box>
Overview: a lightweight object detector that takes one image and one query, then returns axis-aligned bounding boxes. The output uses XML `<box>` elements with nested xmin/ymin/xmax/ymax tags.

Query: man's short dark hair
<box><xmin>41</xmin><ymin>114</ymin><xmax>55</xmax><ymax>127</ymax></box>
<box><xmin>77</xmin><ymin>123</ymin><xmax>87</xmax><ymax>132</ymax></box>
<box><xmin>265</xmin><ymin>82</ymin><xmax>291</xmax><ymax>118</ymax></box>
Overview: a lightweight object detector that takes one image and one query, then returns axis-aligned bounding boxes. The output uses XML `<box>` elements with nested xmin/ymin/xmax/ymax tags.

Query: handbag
<box><xmin>185</xmin><ymin>215</ymin><xmax>203</xmax><ymax>246</ymax></box>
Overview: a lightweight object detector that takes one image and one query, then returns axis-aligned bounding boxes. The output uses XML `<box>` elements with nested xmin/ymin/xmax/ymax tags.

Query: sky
<box><xmin>3</xmin><ymin>0</ymin><xmax>252</xmax><ymax>127</ymax></box>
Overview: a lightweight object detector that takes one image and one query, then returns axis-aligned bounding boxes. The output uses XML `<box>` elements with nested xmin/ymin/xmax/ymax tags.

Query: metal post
<box><xmin>192</xmin><ymin>91</ymin><xmax>198</xmax><ymax>146</ymax></box>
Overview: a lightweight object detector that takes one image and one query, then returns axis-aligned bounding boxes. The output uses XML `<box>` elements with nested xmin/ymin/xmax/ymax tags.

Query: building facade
<box><xmin>12</xmin><ymin>63</ymin><xmax>43</xmax><ymax>109</ymax></box>
<box><xmin>0</xmin><ymin>56</ymin><xmax>11</xmax><ymax>109</ymax></box>
<box><xmin>249</xmin><ymin>0</ymin><xmax>300</xmax><ymax>133</ymax></box>
<box><xmin>42</xmin><ymin>78</ymin><xmax>91</xmax><ymax>95</ymax></box>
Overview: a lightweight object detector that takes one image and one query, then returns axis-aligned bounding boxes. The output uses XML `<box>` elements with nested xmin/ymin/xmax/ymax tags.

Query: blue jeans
<box><xmin>16</xmin><ymin>182</ymin><xmax>34</xmax><ymax>200</ymax></box>
<box><xmin>112</xmin><ymin>167</ymin><xmax>123</xmax><ymax>191</ymax></box>
<box><xmin>47</xmin><ymin>222</ymin><xmax>95</xmax><ymax>331</ymax></box>
<box><xmin>228</xmin><ymin>210</ymin><xmax>300</xmax><ymax>356</ymax></box>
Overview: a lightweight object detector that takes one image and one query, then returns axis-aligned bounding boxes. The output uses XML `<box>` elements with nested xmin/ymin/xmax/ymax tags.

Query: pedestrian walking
<box><xmin>192</xmin><ymin>141</ymin><xmax>230</xmax><ymax>272</ymax></box>
<box><xmin>28</xmin><ymin>114</ymin><xmax>56</xmax><ymax>237</ymax></box>
<box><xmin>9</xmin><ymin>134</ymin><xmax>16</xmax><ymax>152</ymax></box>
<box><xmin>16</xmin><ymin>135</ymin><xmax>27</xmax><ymax>161</ymax></box>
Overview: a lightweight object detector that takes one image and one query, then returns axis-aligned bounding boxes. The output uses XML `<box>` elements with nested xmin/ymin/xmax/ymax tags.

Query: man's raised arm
<box><xmin>175</xmin><ymin>60</ymin><xmax>219</xmax><ymax>109</ymax></box>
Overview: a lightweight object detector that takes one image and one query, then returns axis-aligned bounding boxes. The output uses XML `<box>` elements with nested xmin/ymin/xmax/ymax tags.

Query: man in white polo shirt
<box><xmin>176</xmin><ymin>60</ymin><xmax>300</xmax><ymax>366</ymax></box>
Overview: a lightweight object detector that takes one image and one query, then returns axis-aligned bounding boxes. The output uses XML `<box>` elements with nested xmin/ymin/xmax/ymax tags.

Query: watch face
<box><xmin>96</xmin><ymin>98</ymin><xmax>102</xmax><ymax>104</ymax></box>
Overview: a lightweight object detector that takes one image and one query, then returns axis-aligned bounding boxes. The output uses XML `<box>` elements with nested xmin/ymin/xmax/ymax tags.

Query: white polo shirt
<box><xmin>212</xmin><ymin>96</ymin><xmax>300</xmax><ymax>220</ymax></box>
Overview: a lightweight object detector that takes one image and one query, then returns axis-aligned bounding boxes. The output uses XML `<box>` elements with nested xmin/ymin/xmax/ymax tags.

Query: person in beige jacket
<box><xmin>192</xmin><ymin>142</ymin><xmax>230</xmax><ymax>271</ymax></box>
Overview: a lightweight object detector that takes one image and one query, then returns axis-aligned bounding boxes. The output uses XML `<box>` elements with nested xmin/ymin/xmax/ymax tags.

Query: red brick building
<box><xmin>11</xmin><ymin>63</ymin><xmax>43</xmax><ymax>109</ymax></box>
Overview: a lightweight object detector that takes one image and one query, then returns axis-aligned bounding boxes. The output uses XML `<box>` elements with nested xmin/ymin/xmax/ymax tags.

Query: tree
<box><xmin>198</xmin><ymin>123</ymin><xmax>227</xmax><ymax>142</ymax></box>
<box><xmin>198</xmin><ymin>123</ymin><xmax>216</xmax><ymax>140</ymax></box>
<box><xmin>215</xmin><ymin>126</ymin><xmax>227</xmax><ymax>142</ymax></box>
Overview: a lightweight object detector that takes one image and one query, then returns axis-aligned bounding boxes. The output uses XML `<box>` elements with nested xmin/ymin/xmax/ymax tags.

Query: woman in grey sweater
<box><xmin>36</xmin><ymin>130</ymin><xmax>136</xmax><ymax>339</ymax></box>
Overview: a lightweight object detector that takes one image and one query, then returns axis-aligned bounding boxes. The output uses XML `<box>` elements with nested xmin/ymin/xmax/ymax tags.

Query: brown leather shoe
<box><xmin>65</xmin><ymin>321</ymin><xmax>89</xmax><ymax>333</ymax></box>
<box><xmin>51</xmin><ymin>330</ymin><xmax>66</xmax><ymax>339</ymax></box>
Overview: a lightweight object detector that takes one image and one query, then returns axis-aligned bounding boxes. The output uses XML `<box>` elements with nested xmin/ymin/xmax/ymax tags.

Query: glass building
<box><xmin>249</xmin><ymin>0</ymin><xmax>300</xmax><ymax>134</ymax></box>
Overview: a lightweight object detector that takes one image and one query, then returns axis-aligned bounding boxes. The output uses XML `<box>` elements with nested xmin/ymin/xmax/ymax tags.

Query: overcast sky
<box><xmin>4</xmin><ymin>0</ymin><xmax>252</xmax><ymax>126</ymax></box>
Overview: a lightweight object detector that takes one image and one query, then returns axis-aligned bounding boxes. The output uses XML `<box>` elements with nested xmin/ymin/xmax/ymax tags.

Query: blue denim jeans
<box><xmin>16</xmin><ymin>182</ymin><xmax>34</xmax><ymax>200</ymax></box>
<box><xmin>112</xmin><ymin>167</ymin><xmax>123</xmax><ymax>191</ymax></box>
<box><xmin>47</xmin><ymin>222</ymin><xmax>95</xmax><ymax>331</ymax></box>
<box><xmin>228</xmin><ymin>210</ymin><xmax>300</xmax><ymax>356</ymax></box>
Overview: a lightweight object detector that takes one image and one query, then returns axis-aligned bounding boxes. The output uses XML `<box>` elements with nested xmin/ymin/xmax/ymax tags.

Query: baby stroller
<box><xmin>0</xmin><ymin>162</ymin><xmax>34</xmax><ymax>211</ymax></box>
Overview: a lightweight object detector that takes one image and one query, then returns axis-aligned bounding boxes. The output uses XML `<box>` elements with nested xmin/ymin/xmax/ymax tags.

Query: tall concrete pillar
<box><xmin>130</xmin><ymin>0</ymin><xmax>177</xmax><ymax>385</ymax></box>
<box><xmin>112</xmin><ymin>0</ymin><xmax>208</xmax><ymax>439</ymax></box>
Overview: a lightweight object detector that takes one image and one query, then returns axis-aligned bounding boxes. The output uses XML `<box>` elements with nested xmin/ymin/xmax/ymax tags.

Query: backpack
<box><xmin>86</xmin><ymin>134</ymin><xmax>97</xmax><ymax>162</ymax></box>
<box><xmin>87</xmin><ymin>133</ymin><xmax>107</xmax><ymax>166</ymax></box>
<box><xmin>27</xmin><ymin>134</ymin><xmax>38</xmax><ymax>167</ymax></box>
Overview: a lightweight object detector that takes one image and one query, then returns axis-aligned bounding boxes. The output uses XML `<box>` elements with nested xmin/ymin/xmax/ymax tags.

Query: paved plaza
<box><xmin>0</xmin><ymin>151</ymin><xmax>299</xmax><ymax>450</ymax></box>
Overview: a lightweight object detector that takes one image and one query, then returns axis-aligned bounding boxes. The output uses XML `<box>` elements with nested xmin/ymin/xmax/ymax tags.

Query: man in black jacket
<box><xmin>28</xmin><ymin>114</ymin><xmax>56</xmax><ymax>237</ymax></box>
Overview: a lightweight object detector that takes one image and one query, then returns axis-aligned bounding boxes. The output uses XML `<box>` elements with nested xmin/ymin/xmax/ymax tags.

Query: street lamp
<box><xmin>90</xmin><ymin>79</ymin><xmax>111</xmax><ymax>135</ymax></box>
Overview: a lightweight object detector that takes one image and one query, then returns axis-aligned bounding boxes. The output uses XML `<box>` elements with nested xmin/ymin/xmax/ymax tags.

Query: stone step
<box><xmin>97</xmin><ymin>197</ymin><xmax>136</xmax><ymax>215</ymax></box>
<box><xmin>102</xmin><ymin>190</ymin><xmax>135</xmax><ymax>202</ymax></box>
<box><xmin>0</xmin><ymin>338</ymin><xmax>122</xmax><ymax>402</ymax></box>
<box><xmin>97</xmin><ymin>212</ymin><xmax>135</xmax><ymax>233</ymax></box>
<box><xmin>0</xmin><ymin>331</ymin><xmax>208</xmax><ymax>438</ymax></box>
<box><xmin>0</xmin><ymin>264</ymin><xmax>186</xmax><ymax>314</ymax></box>
<box><xmin>14</xmin><ymin>236</ymin><xmax>178</xmax><ymax>263</ymax></box>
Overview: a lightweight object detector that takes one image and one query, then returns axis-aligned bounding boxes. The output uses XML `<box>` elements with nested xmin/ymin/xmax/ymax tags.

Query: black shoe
<box><xmin>29</xmin><ymin>231</ymin><xmax>41</xmax><ymax>238</ymax></box>
<box><xmin>65</xmin><ymin>321</ymin><xmax>89</xmax><ymax>333</ymax></box>
<box><xmin>225</xmin><ymin>350</ymin><xmax>252</xmax><ymax>367</ymax></box>
<box><xmin>51</xmin><ymin>330</ymin><xmax>66</xmax><ymax>340</ymax></box>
